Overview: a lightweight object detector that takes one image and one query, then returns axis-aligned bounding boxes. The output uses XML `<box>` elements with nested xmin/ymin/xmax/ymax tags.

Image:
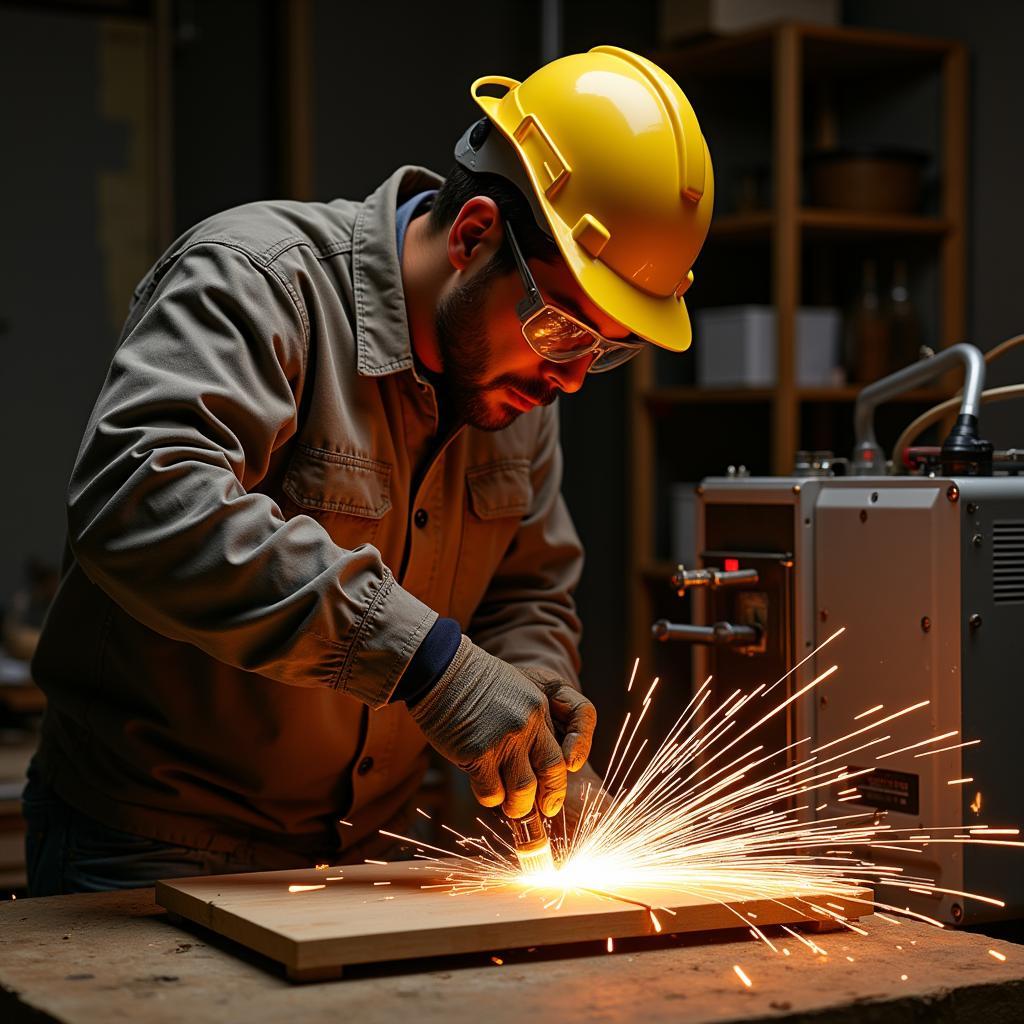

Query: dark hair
<box><xmin>428</xmin><ymin>162</ymin><xmax>560</xmax><ymax>272</ymax></box>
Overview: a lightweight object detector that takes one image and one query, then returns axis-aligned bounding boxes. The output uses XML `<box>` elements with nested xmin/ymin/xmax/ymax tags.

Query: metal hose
<box><xmin>893</xmin><ymin>385</ymin><xmax>1024</xmax><ymax>467</ymax></box>
<box><xmin>891</xmin><ymin>333</ymin><xmax>1024</xmax><ymax>470</ymax></box>
<box><xmin>852</xmin><ymin>343</ymin><xmax>986</xmax><ymax>473</ymax></box>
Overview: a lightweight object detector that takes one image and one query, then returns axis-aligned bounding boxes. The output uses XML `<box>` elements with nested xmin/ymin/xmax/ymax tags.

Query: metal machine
<box><xmin>654</xmin><ymin>344</ymin><xmax>1024</xmax><ymax>925</ymax></box>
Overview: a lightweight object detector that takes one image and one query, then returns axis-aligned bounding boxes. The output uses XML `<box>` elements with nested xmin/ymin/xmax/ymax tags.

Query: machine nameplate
<box><xmin>848</xmin><ymin>766</ymin><xmax>919</xmax><ymax>816</ymax></box>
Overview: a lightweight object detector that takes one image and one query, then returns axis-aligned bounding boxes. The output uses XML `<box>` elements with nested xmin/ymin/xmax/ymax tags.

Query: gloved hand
<box><xmin>408</xmin><ymin>636</ymin><xmax>596</xmax><ymax>819</ymax></box>
<box><xmin>518</xmin><ymin>666</ymin><xmax>597</xmax><ymax>774</ymax></box>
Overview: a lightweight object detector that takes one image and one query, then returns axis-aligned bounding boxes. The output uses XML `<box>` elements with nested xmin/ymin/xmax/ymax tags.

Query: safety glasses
<box><xmin>505</xmin><ymin>222</ymin><xmax>645</xmax><ymax>374</ymax></box>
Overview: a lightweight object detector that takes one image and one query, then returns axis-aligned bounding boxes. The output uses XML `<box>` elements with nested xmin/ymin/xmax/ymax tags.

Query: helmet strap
<box><xmin>453</xmin><ymin>118</ymin><xmax>554</xmax><ymax>242</ymax></box>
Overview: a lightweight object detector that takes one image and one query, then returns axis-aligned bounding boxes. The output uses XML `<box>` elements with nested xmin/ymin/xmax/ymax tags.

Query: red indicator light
<box><xmin>724</xmin><ymin>558</ymin><xmax>740</xmax><ymax>572</ymax></box>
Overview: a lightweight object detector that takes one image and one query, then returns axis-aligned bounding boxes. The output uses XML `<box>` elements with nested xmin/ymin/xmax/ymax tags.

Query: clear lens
<box><xmin>522</xmin><ymin>304</ymin><xmax>645</xmax><ymax>373</ymax></box>
<box><xmin>588</xmin><ymin>343</ymin><xmax>643</xmax><ymax>373</ymax></box>
<box><xmin>523</xmin><ymin>307</ymin><xmax>599</xmax><ymax>360</ymax></box>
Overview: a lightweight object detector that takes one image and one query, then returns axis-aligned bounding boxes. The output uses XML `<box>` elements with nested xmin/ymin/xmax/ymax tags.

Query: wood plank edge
<box><xmin>155</xmin><ymin>880</ymin><xmax>300</xmax><ymax>971</ymax></box>
<box><xmin>290</xmin><ymin>886</ymin><xmax>874</xmax><ymax>971</ymax></box>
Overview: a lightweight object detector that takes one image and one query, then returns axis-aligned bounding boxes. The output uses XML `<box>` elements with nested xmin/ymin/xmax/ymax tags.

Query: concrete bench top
<box><xmin>1</xmin><ymin>888</ymin><xmax>1022</xmax><ymax>1023</ymax></box>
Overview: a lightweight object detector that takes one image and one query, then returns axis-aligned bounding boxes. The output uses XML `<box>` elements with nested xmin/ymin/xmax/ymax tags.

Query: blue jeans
<box><xmin>22</xmin><ymin>769</ymin><xmax>260</xmax><ymax>896</ymax></box>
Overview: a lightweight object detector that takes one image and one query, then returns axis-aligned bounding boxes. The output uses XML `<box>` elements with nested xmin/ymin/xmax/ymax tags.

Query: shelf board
<box><xmin>798</xmin><ymin>386</ymin><xmax>948</xmax><ymax>403</ymax></box>
<box><xmin>645</xmin><ymin>387</ymin><xmax>773</xmax><ymax>410</ymax></box>
<box><xmin>801</xmin><ymin>209</ymin><xmax>951</xmax><ymax>237</ymax></box>
<box><xmin>653</xmin><ymin>21</ymin><xmax>953</xmax><ymax>83</ymax></box>
<box><xmin>710</xmin><ymin>209</ymin><xmax>951</xmax><ymax>241</ymax></box>
<box><xmin>709</xmin><ymin>211</ymin><xmax>774</xmax><ymax>239</ymax></box>
<box><xmin>645</xmin><ymin>386</ymin><xmax>950</xmax><ymax>409</ymax></box>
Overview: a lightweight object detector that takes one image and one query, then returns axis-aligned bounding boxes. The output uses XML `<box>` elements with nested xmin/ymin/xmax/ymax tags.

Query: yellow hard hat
<box><xmin>456</xmin><ymin>45</ymin><xmax>713</xmax><ymax>352</ymax></box>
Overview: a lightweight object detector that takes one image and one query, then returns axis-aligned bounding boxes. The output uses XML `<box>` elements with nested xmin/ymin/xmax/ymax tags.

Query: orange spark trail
<box><xmin>373</xmin><ymin>627</ymin><xmax>1021</xmax><ymax>963</ymax></box>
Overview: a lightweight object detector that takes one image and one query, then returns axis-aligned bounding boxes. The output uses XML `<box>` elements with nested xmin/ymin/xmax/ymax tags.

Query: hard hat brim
<box><xmin>473</xmin><ymin>91</ymin><xmax>694</xmax><ymax>354</ymax></box>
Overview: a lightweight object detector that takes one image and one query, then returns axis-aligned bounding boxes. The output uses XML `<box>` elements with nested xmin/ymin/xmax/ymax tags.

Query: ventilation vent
<box><xmin>993</xmin><ymin>520</ymin><xmax>1024</xmax><ymax>604</ymax></box>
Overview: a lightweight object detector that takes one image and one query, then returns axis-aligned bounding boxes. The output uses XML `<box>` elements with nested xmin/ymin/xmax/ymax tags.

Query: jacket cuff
<box><xmin>390</xmin><ymin>616</ymin><xmax>462</xmax><ymax>707</ymax></box>
<box><xmin>334</xmin><ymin>569</ymin><xmax>438</xmax><ymax>709</ymax></box>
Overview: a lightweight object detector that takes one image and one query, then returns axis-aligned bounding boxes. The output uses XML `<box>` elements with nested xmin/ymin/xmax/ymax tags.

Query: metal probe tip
<box><xmin>510</xmin><ymin>806</ymin><xmax>555</xmax><ymax>875</ymax></box>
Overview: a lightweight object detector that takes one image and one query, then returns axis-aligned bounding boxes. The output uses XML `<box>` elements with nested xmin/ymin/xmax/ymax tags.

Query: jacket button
<box><xmin>357</xmin><ymin>756</ymin><xmax>374</xmax><ymax>776</ymax></box>
<box><xmin>414</xmin><ymin>508</ymin><xmax>429</xmax><ymax>528</ymax></box>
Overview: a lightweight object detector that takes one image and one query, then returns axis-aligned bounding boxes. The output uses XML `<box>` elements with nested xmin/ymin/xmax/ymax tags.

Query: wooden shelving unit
<box><xmin>645</xmin><ymin>385</ymin><xmax>949</xmax><ymax>411</ymax></box>
<box><xmin>628</xmin><ymin>21</ymin><xmax>968</xmax><ymax>668</ymax></box>
<box><xmin>713</xmin><ymin>209</ymin><xmax>952</xmax><ymax>240</ymax></box>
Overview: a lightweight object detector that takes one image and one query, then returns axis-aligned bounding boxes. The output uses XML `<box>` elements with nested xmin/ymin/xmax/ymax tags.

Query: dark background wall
<box><xmin>1</xmin><ymin>1</ymin><xmax>1022</xmax><ymax>768</ymax></box>
<box><xmin>1</xmin><ymin>6</ymin><xmax>120</xmax><ymax>608</ymax></box>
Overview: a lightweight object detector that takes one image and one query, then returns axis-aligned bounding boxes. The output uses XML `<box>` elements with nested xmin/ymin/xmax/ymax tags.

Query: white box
<box><xmin>659</xmin><ymin>0</ymin><xmax>838</xmax><ymax>43</ymax></box>
<box><xmin>695</xmin><ymin>305</ymin><xmax>841</xmax><ymax>388</ymax></box>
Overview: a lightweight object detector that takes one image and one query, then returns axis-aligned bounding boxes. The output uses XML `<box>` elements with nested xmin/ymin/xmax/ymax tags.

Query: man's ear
<box><xmin>447</xmin><ymin>197</ymin><xmax>503</xmax><ymax>271</ymax></box>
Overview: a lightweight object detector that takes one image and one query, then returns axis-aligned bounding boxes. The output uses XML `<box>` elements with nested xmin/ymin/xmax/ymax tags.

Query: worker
<box><xmin>23</xmin><ymin>46</ymin><xmax>713</xmax><ymax>894</ymax></box>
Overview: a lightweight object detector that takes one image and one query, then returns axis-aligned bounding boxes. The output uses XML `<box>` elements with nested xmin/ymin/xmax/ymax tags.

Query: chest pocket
<box><xmin>281</xmin><ymin>445</ymin><xmax>392</xmax><ymax>549</ymax></box>
<box><xmin>450</xmin><ymin>459</ymin><xmax>533</xmax><ymax>624</ymax></box>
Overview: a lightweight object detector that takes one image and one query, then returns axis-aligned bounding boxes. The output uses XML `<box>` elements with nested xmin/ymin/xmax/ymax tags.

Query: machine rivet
<box><xmin>859</xmin><ymin>509</ymin><xmax>868</xmax><ymax>523</ymax></box>
<box><xmin>792</xmin><ymin>484</ymin><xmax>801</xmax><ymax>495</ymax></box>
<box><xmin>969</xmin><ymin>613</ymin><xmax>983</xmax><ymax>629</ymax></box>
<box><xmin>952</xmin><ymin>903</ymin><xmax>964</xmax><ymax>923</ymax></box>
<box><xmin>947</xmin><ymin>484</ymin><xmax>959</xmax><ymax>503</ymax></box>
<box><xmin>966</xmin><ymin>502</ymin><xmax>978</xmax><ymax>514</ymax></box>
<box><xmin>820</xmin><ymin>609</ymin><xmax>828</xmax><ymax>622</ymax></box>
<box><xmin>972</xmin><ymin>533</ymin><xmax>983</xmax><ymax>547</ymax></box>
<box><xmin>870</xmin><ymin>491</ymin><xmax>879</xmax><ymax>503</ymax></box>
<box><xmin>920</xmin><ymin>616</ymin><xmax>932</xmax><ymax>633</ymax></box>
<box><xmin>820</xmin><ymin>695</ymin><xmax>828</xmax><ymax>708</ymax></box>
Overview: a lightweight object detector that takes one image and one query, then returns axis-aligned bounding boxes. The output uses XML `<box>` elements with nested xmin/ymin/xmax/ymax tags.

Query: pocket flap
<box><xmin>283</xmin><ymin>446</ymin><xmax>392</xmax><ymax>518</ymax></box>
<box><xmin>466</xmin><ymin>460</ymin><xmax>533</xmax><ymax>520</ymax></box>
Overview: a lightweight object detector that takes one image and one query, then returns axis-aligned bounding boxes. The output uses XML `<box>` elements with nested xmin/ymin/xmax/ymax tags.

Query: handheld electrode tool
<box><xmin>510</xmin><ymin>806</ymin><xmax>555</xmax><ymax>874</ymax></box>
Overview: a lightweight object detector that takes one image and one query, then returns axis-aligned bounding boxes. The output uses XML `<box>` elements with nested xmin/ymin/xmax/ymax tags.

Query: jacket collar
<box><xmin>352</xmin><ymin>166</ymin><xmax>444</xmax><ymax>377</ymax></box>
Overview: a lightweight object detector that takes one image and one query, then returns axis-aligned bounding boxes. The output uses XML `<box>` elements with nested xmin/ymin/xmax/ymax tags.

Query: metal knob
<box><xmin>671</xmin><ymin>564</ymin><xmax>760</xmax><ymax>595</ymax></box>
<box><xmin>652</xmin><ymin>620</ymin><xmax>762</xmax><ymax>647</ymax></box>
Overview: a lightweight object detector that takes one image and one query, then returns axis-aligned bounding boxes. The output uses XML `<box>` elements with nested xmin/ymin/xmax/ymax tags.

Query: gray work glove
<box><xmin>409</xmin><ymin>636</ymin><xmax>596</xmax><ymax>819</ymax></box>
<box><xmin>518</xmin><ymin>666</ymin><xmax>597</xmax><ymax>774</ymax></box>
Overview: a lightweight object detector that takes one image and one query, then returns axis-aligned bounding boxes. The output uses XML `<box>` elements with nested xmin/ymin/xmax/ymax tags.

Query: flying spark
<box><xmin>374</xmin><ymin>625</ymin><xmax>1020</xmax><ymax>960</ymax></box>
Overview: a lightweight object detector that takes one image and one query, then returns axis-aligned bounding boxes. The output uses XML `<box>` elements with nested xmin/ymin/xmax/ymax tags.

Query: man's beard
<box><xmin>434</xmin><ymin>262</ymin><xmax>558</xmax><ymax>432</ymax></box>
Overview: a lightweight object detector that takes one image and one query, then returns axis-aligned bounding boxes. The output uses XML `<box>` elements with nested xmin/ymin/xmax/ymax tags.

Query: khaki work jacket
<box><xmin>32</xmin><ymin>167</ymin><xmax>584</xmax><ymax>866</ymax></box>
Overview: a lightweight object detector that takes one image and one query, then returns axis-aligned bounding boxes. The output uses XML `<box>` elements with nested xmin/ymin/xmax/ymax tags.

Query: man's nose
<box><xmin>544</xmin><ymin>354</ymin><xmax>593</xmax><ymax>394</ymax></box>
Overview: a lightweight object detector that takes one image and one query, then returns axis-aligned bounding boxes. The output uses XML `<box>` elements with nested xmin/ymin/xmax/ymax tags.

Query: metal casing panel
<box><xmin>695</xmin><ymin>478</ymin><xmax>820</xmax><ymax>752</ymax></box>
<box><xmin>957</xmin><ymin>478</ymin><xmax>1024</xmax><ymax>921</ymax></box>
<box><xmin>695</xmin><ymin>473</ymin><xmax>1024</xmax><ymax>924</ymax></box>
<box><xmin>813</xmin><ymin>479</ymin><xmax>963</xmax><ymax>923</ymax></box>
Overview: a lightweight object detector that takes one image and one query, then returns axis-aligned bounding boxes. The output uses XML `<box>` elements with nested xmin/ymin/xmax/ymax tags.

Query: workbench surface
<box><xmin>2</xmin><ymin>889</ymin><xmax>1022</xmax><ymax>1023</ymax></box>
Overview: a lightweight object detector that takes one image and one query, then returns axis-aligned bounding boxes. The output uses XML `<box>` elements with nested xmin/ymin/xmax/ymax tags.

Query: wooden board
<box><xmin>156</xmin><ymin>860</ymin><xmax>873</xmax><ymax>981</ymax></box>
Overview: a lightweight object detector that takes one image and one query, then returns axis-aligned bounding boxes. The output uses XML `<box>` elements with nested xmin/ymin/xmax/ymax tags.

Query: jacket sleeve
<box><xmin>466</xmin><ymin>402</ymin><xmax>584</xmax><ymax>687</ymax></box>
<box><xmin>66</xmin><ymin>241</ymin><xmax>436</xmax><ymax>708</ymax></box>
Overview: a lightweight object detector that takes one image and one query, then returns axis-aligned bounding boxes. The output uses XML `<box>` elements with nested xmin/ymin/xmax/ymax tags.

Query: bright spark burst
<box><xmin>375</xmin><ymin>626</ymin><xmax>1021</xmax><ymax>967</ymax></box>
